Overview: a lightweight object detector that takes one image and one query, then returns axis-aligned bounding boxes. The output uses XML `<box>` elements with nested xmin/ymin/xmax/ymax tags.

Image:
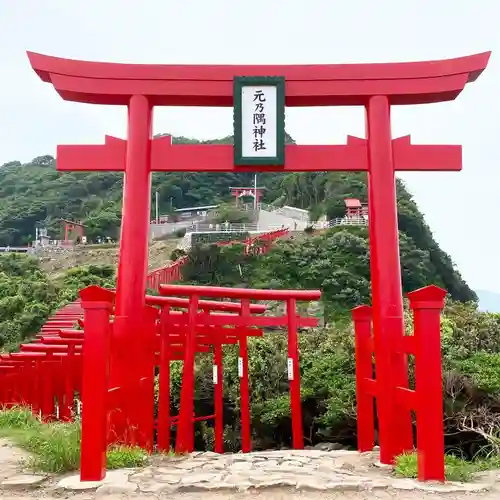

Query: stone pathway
<box><xmin>1</xmin><ymin>439</ymin><xmax>500</xmax><ymax>498</ymax></box>
<box><xmin>0</xmin><ymin>439</ymin><xmax>46</xmax><ymax>489</ymax></box>
<box><xmin>55</xmin><ymin>449</ymin><xmax>500</xmax><ymax>496</ymax></box>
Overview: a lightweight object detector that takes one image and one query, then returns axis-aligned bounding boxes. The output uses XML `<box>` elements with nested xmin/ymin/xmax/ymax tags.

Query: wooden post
<box><xmin>175</xmin><ymin>295</ymin><xmax>199</xmax><ymax>453</ymax></box>
<box><xmin>287</xmin><ymin>298</ymin><xmax>304</xmax><ymax>449</ymax></box>
<box><xmin>239</xmin><ymin>299</ymin><xmax>252</xmax><ymax>453</ymax></box>
<box><xmin>80</xmin><ymin>300</ymin><xmax>112</xmax><ymax>482</ymax></box>
<box><xmin>157</xmin><ymin>306</ymin><xmax>171</xmax><ymax>452</ymax></box>
<box><xmin>213</xmin><ymin>342</ymin><xmax>224</xmax><ymax>453</ymax></box>
<box><xmin>408</xmin><ymin>285</ymin><xmax>446</xmax><ymax>482</ymax></box>
<box><xmin>352</xmin><ymin>305</ymin><xmax>375</xmax><ymax>452</ymax></box>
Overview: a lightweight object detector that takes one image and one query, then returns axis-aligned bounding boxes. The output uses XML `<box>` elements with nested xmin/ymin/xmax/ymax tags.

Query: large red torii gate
<box><xmin>27</xmin><ymin>50</ymin><xmax>490</xmax><ymax>465</ymax></box>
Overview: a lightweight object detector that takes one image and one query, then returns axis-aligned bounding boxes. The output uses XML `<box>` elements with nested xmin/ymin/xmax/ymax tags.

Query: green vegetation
<box><xmin>0</xmin><ymin>253</ymin><xmax>115</xmax><ymax>352</ymax></box>
<box><xmin>0</xmin><ymin>131</ymin><xmax>493</xmax><ymax>477</ymax></box>
<box><xmin>183</xmin><ymin>226</ymin><xmax>475</xmax><ymax>314</ymax></box>
<box><xmin>395</xmin><ymin>452</ymin><xmax>500</xmax><ymax>482</ymax></box>
<box><xmin>213</xmin><ymin>204</ymin><xmax>253</xmax><ymax>224</ymax></box>
<box><xmin>0</xmin><ymin>407</ymin><xmax>146</xmax><ymax>473</ymax></box>
<box><xmin>160</xmin><ymin>303</ymin><xmax>500</xmax><ymax>462</ymax></box>
<box><xmin>0</xmin><ymin>135</ymin><xmax>290</xmax><ymax>245</ymax></box>
<box><xmin>191</xmin><ymin>231</ymin><xmax>249</xmax><ymax>247</ymax></box>
<box><xmin>177</xmin><ymin>235</ymin><xmax>500</xmax><ymax>466</ymax></box>
<box><xmin>0</xmin><ymin>132</ymin><xmax>475</xmax><ymax>308</ymax></box>
<box><xmin>0</xmin><ymin>253</ymin><xmax>58</xmax><ymax>351</ymax></box>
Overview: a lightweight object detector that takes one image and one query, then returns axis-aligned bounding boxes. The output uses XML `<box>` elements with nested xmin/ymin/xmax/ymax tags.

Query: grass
<box><xmin>395</xmin><ymin>452</ymin><xmax>500</xmax><ymax>482</ymax></box>
<box><xmin>0</xmin><ymin>407</ymin><xmax>148</xmax><ymax>473</ymax></box>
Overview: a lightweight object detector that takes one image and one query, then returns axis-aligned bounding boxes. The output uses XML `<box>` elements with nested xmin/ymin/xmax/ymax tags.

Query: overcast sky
<box><xmin>0</xmin><ymin>0</ymin><xmax>498</xmax><ymax>292</ymax></box>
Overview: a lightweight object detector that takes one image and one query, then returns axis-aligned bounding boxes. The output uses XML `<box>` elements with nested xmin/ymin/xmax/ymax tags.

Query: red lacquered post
<box><xmin>80</xmin><ymin>300</ymin><xmax>112</xmax><ymax>482</ymax></box>
<box><xmin>408</xmin><ymin>285</ymin><xmax>446</xmax><ymax>482</ymax></box>
<box><xmin>136</xmin><ymin>305</ymin><xmax>157</xmax><ymax>451</ymax></box>
<box><xmin>60</xmin><ymin>344</ymin><xmax>75</xmax><ymax>421</ymax></box>
<box><xmin>365</xmin><ymin>95</ymin><xmax>413</xmax><ymax>462</ymax></box>
<box><xmin>239</xmin><ymin>299</ymin><xmax>251</xmax><ymax>453</ymax></box>
<box><xmin>157</xmin><ymin>306</ymin><xmax>171</xmax><ymax>452</ymax></box>
<box><xmin>352</xmin><ymin>305</ymin><xmax>375</xmax><ymax>452</ymax></box>
<box><xmin>287</xmin><ymin>298</ymin><xmax>304</xmax><ymax>449</ymax></box>
<box><xmin>41</xmin><ymin>356</ymin><xmax>55</xmax><ymax>422</ymax></box>
<box><xmin>175</xmin><ymin>295</ymin><xmax>199</xmax><ymax>453</ymax></box>
<box><xmin>213</xmin><ymin>341</ymin><xmax>224</xmax><ymax>453</ymax></box>
<box><xmin>113</xmin><ymin>94</ymin><xmax>153</xmax><ymax>435</ymax></box>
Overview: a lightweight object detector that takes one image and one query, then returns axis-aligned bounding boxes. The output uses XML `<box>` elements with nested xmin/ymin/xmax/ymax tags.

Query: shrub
<box><xmin>170</xmin><ymin>248</ymin><xmax>186</xmax><ymax>262</ymax></box>
<box><xmin>0</xmin><ymin>408</ymin><xmax>147</xmax><ymax>473</ymax></box>
<box><xmin>106</xmin><ymin>446</ymin><xmax>148</xmax><ymax>469</ymax></box>
<box><xmin>395</xmin><ymin>452</ymin><xmax>500</xmax><ymax>482</ymax></box>
<box><xmin>174</xmin><ymin>228</ymin><xmax>187</xmax><ymax>238</ymax></box>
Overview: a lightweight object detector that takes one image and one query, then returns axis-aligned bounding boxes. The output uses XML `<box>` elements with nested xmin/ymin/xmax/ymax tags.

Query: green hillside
<box><xmin>2</xmin><ymin>133</ymin><xmax>498</xmax><ymax>462</ymax></box>
<box><xmin>0</xmin><ymin>133</ymin><xmax>476</xmax><ymax>304</ymax></box>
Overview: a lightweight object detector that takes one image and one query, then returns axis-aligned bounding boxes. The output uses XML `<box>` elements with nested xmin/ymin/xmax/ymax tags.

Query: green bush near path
<box><xmin>395</xmin><ymin>452</ymin><xmax>500</xmax><ymax>482</ymax></box>
<box><xmin>0</xmin><ymin>407</ymin><xmax>147</xmax><ymax>473</ymax></box>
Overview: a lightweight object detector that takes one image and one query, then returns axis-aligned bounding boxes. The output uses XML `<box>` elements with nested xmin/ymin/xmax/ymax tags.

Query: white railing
<box><xmin>189</xmin><ymin>222</ymin><xmax>290</xmax><ymax>233</ymax></box>
<box><xmin>177</xmin><ymin>216</ymin><xmax>367</xmax><ymax>252</ymax></box>
<box><xmin>312</xmin><ymin>217</ymin><xmax>368</xmax><ymax>229</ymax></box>
<box><xmin>177</xmin><ymin>224</ymin><xmax>293</xmax><ymax>252</ymax></box>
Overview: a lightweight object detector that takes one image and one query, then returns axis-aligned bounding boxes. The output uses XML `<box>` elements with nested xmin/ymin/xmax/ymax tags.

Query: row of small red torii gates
<box><xmin>0</xmin><ymin>277</ymin><xmax>447</xmax><ymax>482</ymax></box>
<box><xmin>146</xmin><ymin>229</ymin><xmax>287</xmax><ymax>292</ymax></box>
<box><xmin>6</xmin><ymin>49</ymin><xmax>490</xmax><ymax>483</ymax></box>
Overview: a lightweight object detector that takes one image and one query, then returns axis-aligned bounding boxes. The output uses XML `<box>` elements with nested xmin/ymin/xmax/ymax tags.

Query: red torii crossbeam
<box><xmin>55</xmin><ymin>134</ymin><xmax>461</xmax><ymax>173</ymax></box>
<box><xmin>28</xmin><ymin>50</ymin><xmax>490</xmax><ymax>467</ymax></box>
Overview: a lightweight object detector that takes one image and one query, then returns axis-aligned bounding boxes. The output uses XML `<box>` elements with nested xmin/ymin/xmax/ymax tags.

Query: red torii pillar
<box><xmin>27</xmin><ymin>50</ymin><xmax>490</xmax><ymax>463</ymax></box>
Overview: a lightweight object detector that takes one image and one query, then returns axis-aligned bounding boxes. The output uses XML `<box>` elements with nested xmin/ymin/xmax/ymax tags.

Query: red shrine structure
<box><xmin>25</xmin><ymin>50</ymin><xmax>490</xmax><ymax>482</ymax></box>
<box><xmin>344</xmin><ymin>198</ymin><xmax>368</xmax><ymax>219</ymax></box>
<box><xmin>230</xmin><ymin>186</ymin><xmax>265</xmax><ymax>207</ymax></box>
<box><xmin>60</xmin><ymin>219</ymin><xmax>85</xmax><ymax>243</ymax></box>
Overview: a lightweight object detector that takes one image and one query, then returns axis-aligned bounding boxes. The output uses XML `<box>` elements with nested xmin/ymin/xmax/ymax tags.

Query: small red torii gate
<box><xmin>27</xmin><ymin>50</ymin><xmax>490</xmax><ymax>467</ymax></box>
<box><xmin>230</xmin><ymin>186</ymin><xmax>265</xmax><ymax>207</ymax></box>
<box><xmin>60</xmin><ymin>218</ymin><xmax>85</xmax><ymax>243</ymax></box>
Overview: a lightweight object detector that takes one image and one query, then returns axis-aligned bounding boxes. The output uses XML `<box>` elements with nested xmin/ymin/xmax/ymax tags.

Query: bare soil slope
<box><xmin>38</xmin><ymin>238</ymin><xmax>181</xmax><ymax>280</ymax></box>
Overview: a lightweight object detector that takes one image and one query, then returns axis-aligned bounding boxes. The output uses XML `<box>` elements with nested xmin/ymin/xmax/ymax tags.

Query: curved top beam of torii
<box><xmin>27</xmin><ymin>51</ymin><xmax>490</xmax><ymax>107</ymax></box>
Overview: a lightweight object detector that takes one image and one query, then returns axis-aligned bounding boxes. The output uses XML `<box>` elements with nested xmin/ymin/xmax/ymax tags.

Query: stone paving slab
<box><xmin>0</xmin><ymin>438</ymin><xmax>48</xmax><ymax>489</ymax></box>
<box><xmin>2</xmin><ymin>436</ymin><xmax>500</xmax><ymax>497</ymax></box>
<box><xmin>54</xmin><ymin>449</ymin><xmax>500</xmax><ymax>495</ymax></box>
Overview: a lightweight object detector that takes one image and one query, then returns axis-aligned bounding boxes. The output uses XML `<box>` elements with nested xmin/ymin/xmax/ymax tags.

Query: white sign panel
<box><xmin>241</xmin><ymin>86</ymin><xmax>278</xmax><ymax>158</ymax></box>
<box><xmin>213</xmin><ymin>365</ymin><xmax>218</xmax><ymax>384</ymax></box>
<box><xmin>287</xmin><ymin>357</ymin><xmax>294</xmax><ymax>381</ymax></box>
<box><xmin>238</xmin><ymin>356</ymin><xmax>244</xmax><ymax>378</ymax></box>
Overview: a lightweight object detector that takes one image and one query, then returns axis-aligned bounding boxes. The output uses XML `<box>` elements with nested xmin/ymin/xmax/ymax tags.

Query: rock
<box><xmin>295</xmin><ymin>477</ymin><xmax>329</xmax><ymax>490</ymax></box>
<box><xmin>373</xmin><ymin>460</ymin><xmax>393</xmax><ymax>469</ymax></box>
<box><xmin>138</xmin><ymin>481</ymin><xmax>173</xmax><ymax>493</ymax></box>
<box><xmin>180</xmin><ymin>472</ymin><xmax>222</xmax><ymax>486</ymax></box>
<box><xmin>56</xmin><ymin>469</ymin><xmax>133</xmax><ymax>491</ymax></box>
<box><xmin>229</xmin><ymin>461</ymin><xmax>255</xmax><ymax>471</ymax></box>
<box><xmin>1</xmin><ymin>474</ymin><xmax>47</xmax><ymax>488</ymax></box>
<box><xmin>96</xmin><ymin>481</ymin><xmax>138</xmax><ymax>495</ymax></box>
<box><xmin>314</xmin><ymin>442</ymin><xmax>344</xmax><ymax>451</ymax></box>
